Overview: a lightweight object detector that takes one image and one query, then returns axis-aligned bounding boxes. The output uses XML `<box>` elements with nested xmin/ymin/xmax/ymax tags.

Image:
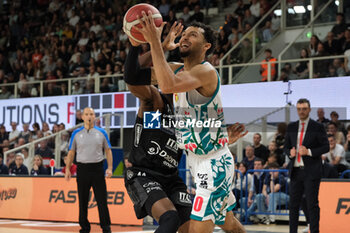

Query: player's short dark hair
<box><xmin>188</xmin><ymin>22</ymin><xmax>217</xmax><ymax>56</ymax></box>
<box><xmin>268</xmin><ymin>162</ymin><xmax>280</xmax><ymax>169</ymax></box>
<box><xmin>255</xmin><ymin>157</ymin><xmax>264</xmax><ymax>164</ymax></box>
<box><xmin>297</xmin><ymin>98</ymin><xmax>310</xmax><ymax>107</ymax></box>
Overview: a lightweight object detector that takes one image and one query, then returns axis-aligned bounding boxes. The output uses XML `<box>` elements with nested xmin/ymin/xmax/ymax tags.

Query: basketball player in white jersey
<box><xmin>133</xmin><ymin>12</ymin><xmax>246</xmax><ymax>233</ymax></box>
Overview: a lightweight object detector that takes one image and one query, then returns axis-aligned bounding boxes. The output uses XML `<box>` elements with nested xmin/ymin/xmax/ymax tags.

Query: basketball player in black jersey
<box><xmin>123</xmin><ymin>22</ymin><xmax>247</xmax><ymax>233</ymax></box>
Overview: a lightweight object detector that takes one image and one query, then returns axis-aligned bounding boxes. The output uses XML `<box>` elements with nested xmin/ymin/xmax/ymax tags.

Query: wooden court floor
<box><xmin>0</xmin><ymin>219</ymin><xmax>307</xmax><ymax>233</ymax></box>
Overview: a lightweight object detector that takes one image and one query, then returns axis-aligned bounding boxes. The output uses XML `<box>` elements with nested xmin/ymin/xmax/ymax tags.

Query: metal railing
<box><xmin>0</xmin><ymin>73</ymin><xmax>124</xmax><ymax>98</ymax></box>
<box><xmin>3</xmin><ymin>113</ymin><xmax>124</xmax><ymax>170</ymax></box>
<box><xmin>278</xmin><ymin>0</ymin><xmax>335</xmax><ymax>77</ymax></box>
<box><xmin>232</xmin><ymin>105</ymin><xmax>290</xmax><ymax>162</ymax></box>
<box><xmin>219</xmin><ymin>0</ymin><xmax>282</xmax><ymax>80</ymax></box>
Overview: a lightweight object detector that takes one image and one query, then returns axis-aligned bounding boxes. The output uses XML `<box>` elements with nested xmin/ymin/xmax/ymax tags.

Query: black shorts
<box><xmin>124</xmin><ymin>167</ymin><xmax>192</xmax><ymax>225</ymax></box>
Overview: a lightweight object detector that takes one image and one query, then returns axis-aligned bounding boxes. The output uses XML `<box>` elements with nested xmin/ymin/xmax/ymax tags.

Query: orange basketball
<box><xmin>123</xmin><ymin>3</ymin><xmax>163</xmax><ymax>43</ymax></box>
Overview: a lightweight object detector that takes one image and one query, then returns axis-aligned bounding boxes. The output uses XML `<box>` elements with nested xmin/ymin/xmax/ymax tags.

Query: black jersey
<box><xmin>129</xmin><ymin>94</ymin><xmax>183</xmax><ymax>175</ymax></box>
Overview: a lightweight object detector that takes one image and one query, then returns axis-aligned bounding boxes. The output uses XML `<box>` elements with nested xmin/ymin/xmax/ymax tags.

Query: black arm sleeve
<box><xmin>124</xmin><ymin>46</ymin><xmax>152</xmax><ymax>85</ymax></box>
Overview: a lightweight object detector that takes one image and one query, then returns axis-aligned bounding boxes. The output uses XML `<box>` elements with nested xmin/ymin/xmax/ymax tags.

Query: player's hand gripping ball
<box><xmin>123</xmin><ymin>3</ymin><xmax>163</xmax><ymax>43</ymax></box>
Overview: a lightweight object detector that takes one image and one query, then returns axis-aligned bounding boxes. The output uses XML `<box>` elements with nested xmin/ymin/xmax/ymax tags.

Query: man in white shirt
<box><xmin>323</xmin><ymin>134</ymin><xmax>350</xmax><ymax>174</ymax></box>
<box><xmin>9</xmin><ymin>122</ymin><xmax>20</xmax><ymax>146</ymax></box>
<box><xmin>249</xmin><ymin>0</ymin><xmax>261</xmax><ymax>18</ymax></box>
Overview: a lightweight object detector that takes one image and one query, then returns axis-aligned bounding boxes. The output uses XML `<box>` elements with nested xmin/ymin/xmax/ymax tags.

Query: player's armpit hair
<box><xmin>124</xmin><ymin>45</ymin><xmax>152</xmax><ymax>85</ymax></box>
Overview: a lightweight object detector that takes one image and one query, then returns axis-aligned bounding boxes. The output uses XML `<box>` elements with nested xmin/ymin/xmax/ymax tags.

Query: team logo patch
<box><xmin>178</xmin><ymin>192</ymin><xmax>192</xmax><ymax>204</ymax></box>
<box><xmin>126</xmin><ymin>170</ymin><xmax>134</xmax><ymax>180</ymax></box>
<box><xmin>144</xmin><ymin>110</ymin><xmax>161</xmax><ymax>129</ymax></box>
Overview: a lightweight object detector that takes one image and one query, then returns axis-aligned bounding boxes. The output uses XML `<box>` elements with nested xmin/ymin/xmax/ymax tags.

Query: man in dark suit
<box><xmin>284</xmin><ymin>98</ymin><xmax>329</xmax><ymax>233</ymax></box>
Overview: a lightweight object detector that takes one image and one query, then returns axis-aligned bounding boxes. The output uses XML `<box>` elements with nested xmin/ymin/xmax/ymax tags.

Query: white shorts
<box><xmin>187</xmin><ymin>146</ymin><xmax>236</xmax><ymax>225</ymax></box>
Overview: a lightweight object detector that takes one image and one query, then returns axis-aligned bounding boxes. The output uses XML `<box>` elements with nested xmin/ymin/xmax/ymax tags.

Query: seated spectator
<box><xmin>0</xmin><ymin>86</ymin><xmax>12</xmax><ymax>99</ymax></box>
<box><xmin>331</xmin><ymin>13</ymin><xmax>348</xmax><ymax>40</ymax></box>
<box><xmin>262</xmin><ymin>21</ymin><xmax>273</xmax><ymax>42</ymax></box>
<box><xmin>21</xmin><ymin>148</ymin><xmax>32</xmax><ymax>171</ymax></box>
<box><xmin>330</xmin><ymin>111</ymin><xmax>346</xmax><ymax>135</ymax></box>
<box><xmin>72</xmin><ymin>81</ymin><xmax>84</xmax><ymax>95</ymax></box>
<box><xmin>234</xmin><ymin>0</ymin><xmax>250</xmax><ymax>18</ymax></box>
<box><xmin>344</xmin><ymin>125</ymin><xmax>350</xmax><ymax>152</ymax></box>
<box><xmin>35</xmin><ymin>140</ymin><xmax>53</xmax><ymax>167</ymax></box>
<box><xmin>10</xmin><ymin>153</ymin><xmax>29</xmax><ymax>175</ymax></box>
<box><xmin>323</xmin><ymin>134</ymin><xmax>350</xmax><ymax>174</ymax></box>
<box><xmin>236</xmin><ymin>38</ymin><xmax>252</xmax><ymax>63</ymax></box>
<box><xmin>323</xmin><ymin>32</ymin><xmax>342</xmax><ymax>55</ymax></box>
<box><xmin>60</xmin><ymin>131</ymin><xmax>69</xmax><ymax>154</ymax></box>
<box><xmin>268</xmin><ymin>141</ymin><xmax>284</xmax><ymax>166</ymax></box>
<box><xmin>308</xmin><ymin>35</ymin><xmax>320</xmax><ymax>56</ymax></box>
<box><xmin>294</xmin><ymin>48</ymin><xmax>309</xmax><ymax>78</ymax></box>
<box><xmin>233</xmin><ymin>162</ymin><xmax>253</xmax><ymax>209</ymax></box>
<box><xmin>180</xmin><ymin>6</ymin><xmax>191</xmax><ymax>25</ymax></box>
<box><xmin>76</xmin><ymin>110</ymin><xmax>83</xmax><ymax>124</ymax></box>
<box><xmin>264</xmin><ymin>153</ymin><xmax>279</xmax><ymax>168</ymax></box>
<box><xmin>313</xmin><ymin>43</ymin><xmax>330</xmax><ymax>78</ymax></box>
<box><xmin>250</xmin><ymin>0</ymin><xmax>260</xmax><ymax>18</ymax></box>
<box><xmin>316</xmin><ymin>108</ymin><xmax>330</xmax><ymax>128</ymax></box>
<box><xmin>9</xmin><ymin>122</ymin><xmax>20</xmax><ymax>146</ymax></box>
<box><xmin>0</xmin><ymin>125</ymin><xmax>9</xmax><ymax>148</ymax></box>
<box><xmin>42</xmin><ymin>122</ymin><xmax>53</xmax><ymax>137</ymax></box>
<box><xmin>242</xmin><ymin>158</ymin><xmax>266</xmax><ymax>222</ymax></box>
<box><xmin>243</xmin><ymin>145</ymin><xmax>256</xmax><ymax>170</ymax></box>
<box><xmin>189</xmin><ymin>5</ymin><xmax>204</xmax><ymax>23</ymax></box>
<box><xmin>260</xmin><ymin>49</ymin><xmax>277</xmax><ymax>81</ymax></box>
<box><xmin>333</xmin><ymin>59</ymin><xmax>347</xmax><ymax>77</ymax></box>
<box><xmin>54</xmin><ymin>154</ymin><xmax>77</xmax><ymax>176</ymax></box>
<box><xmin>341</xmin><ymin>29</ymin><xmax>350</xmax><ymax>52</ymax></box>
<box><xmin>0</xmin><ymin>153</ymin><xmax>9</xmax><ymax>174</ymax></box>
<box><xmin>31</xmin><ymin>155</ymin><xmax>49</xmax><ymax>175</ymax></box>
<box><xmin>252</xmin><ymin>162</ymin><xmax>289</xmax><ymax>225</ymax></box>
<box><xmin>31</xmin><ymin>122</ymin><xmax>41</xmax><ymax>140</ymax></box>
<box><xmin>158</xmin><ymin>0</ymin><xmax>170</xmax><ymax>17</ymax></box>
<box><xmin>253</xmin><ymin>133</ymin><xmax>269</xmax><ymax>162</ymax></box>
<box><xmin>242</xmin><ymin>9</ymin><xmax>256</xmax><ymax>31</ymax></box>
<box><xmin>327</xmin><ymin>122</ymin><xmax>345</xmax><ymax>145</ymax></box>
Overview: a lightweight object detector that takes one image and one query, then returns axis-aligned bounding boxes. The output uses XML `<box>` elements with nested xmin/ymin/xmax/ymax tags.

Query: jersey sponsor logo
<box><xmin>147</xmin><ymin>141</ymin><xmax>179</xmax><ymax>168</ymax></box>
<box><xmin>134</xmin><ymin>123</ymin><xmax>142</xmax><ymax>147</ymax></box>
<box><xmin>336</xmin><ymin>198</ymin><xmax>350</xmax><ymax>214</ymax></box>
<box><xmin>126</xmin><ymin>170</ymin><xmax>134</xmax><ymax>180</ymax></box>
<box><xmin>165</xmin><ymin>138</ymin><xmax>178</xmax><ymax>153</ymax></box>
<box><xmin>197</xmin><ymin>173</ymin><xmax>208</xmax><ymax>189</ymax></box>
<box><xmin>178</xmin><ymin>192</ymin><xmax>192</xmax><ymax>204</ymax></box>
<box><xmin>143</xmin><ymin>110</ymin><xmax>161</xmax><ymax>129</ymax></box>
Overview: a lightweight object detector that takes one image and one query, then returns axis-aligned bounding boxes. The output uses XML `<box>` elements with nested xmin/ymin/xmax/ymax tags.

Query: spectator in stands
<box><xmin>60</xmin><ymin>131</ymin><xmax>70</xmax><ymax>154</ymax></box>
<box><xmin>264</xmin><ymin>153</ymin><xmax>279</xmax><ymax>168</ymax></box>
<box><xmin>164</xmin><ymin>9</ymin><xmax>177</xmax><ymax>25</ymax></box>
<box><xmin>330</xmin><ymin>111</ymin><xmax>346</xmax><ymax>134</ymax></box>
<box><xmin>76</xmin><ymin>110</ymin><xmax>83</xmax><ymax>124</ymax></box>
<box><xmin>72</xmin><ymin>81</ymin><xmax>84</xmax><ymax>95</ymax></box>
<box><xmin>21</xmin><ymin>148</ymin><xmax>32</xmax><ymax>171</ymax></box>
<box><xmin>223</xmin><ymin>13</ymin><xmax>238</xmax><ymax>36</ymax></box>
<box><xmin>10</xmin><ymin>153</ymin><xmax>29</xmax><ymax>175</ymax></box>
<box><xmin>332</xmin><ymin>58</ymin><xmax>346</xmax><ymax>77</ymax></box>
<box><xmin>180</xmin><ymin>6</ymin><xmax>191</xmax><ymax>25</ymax></box>
<box><xmin>260</xmin><ymin>49</ymin><xmax>277</xmax><ymax>81</ymax></box>
<box><xmin>54</xmin><ymin>153</ymin><xmax>77</xmax><ymax>176</ymax></box>
<box><xmin>316</xmin><ymin>108</ymin><xmax>330</xmax><ymax>128</ymax></box>
<box><xmin>294</xmin><ymin>48</ymin><xmax>309</xmax><ymax>79</ymax></box>
<box><xmin>0</xmin><ymin>153</ymin><xmax>9</xmax><ymax>174</ymax></box>
<box><xmin>0</xmin><ymin>125</ymin><xmax>9</xmax><ymax>150</ymax></box>
<box><xmin>341</xmin><ymin>29</ymin><xmax>350</xmax><ymax>52</ymax></box>
<box><xmin>218</xmin><ymin>29</ymin><xmax>230</xmax><ymax>52</ymax></box>
<box><xmin>250</xmin><ymin>0</ymin><xmax>260</xmax><ymax>18</ymax></box>
<box><xmin>308</xmin><ymin>35</ymin><xmax>320</xmax><ymax>56</ymax></box>
<box><xmin>344</xmin><ymin>125</ymin><xmax>350</xmax><ymax>152</ymax></box>
<box><xmin>242</xmin><ymin>158</ymin><xmax>266</xmax><ymax>221</ymax></box>
<box><xmin>0</xmin><ymin>86</ymin><xmax>12</xmax><ymax>99</ymax></box>
<box><xmin>324</xmin><ymin>32</ymin><xmax>342</xmax><ymax>55</ymax></box>
<box><xmin>233</xmin><ymin>162</ymin><xmax>253</xmax><ymax>210</ymax></box>
<box><xmin>35</xmin><ymin>140</ymin><xmax>53</xmax><ymax>161</ymax></box>
<box><xmin>236</xmin><ymin>38</ymin><xmax>252</xmax><ymax>63</ymax></box>
<box><xmin>242</xmin><ymin>9</ymin><xmax>256</xmax><ymax>30</ymax></box>
<box><xmin>268</xmin><ymin>140</ymin><xmax>284</xmax><ymax>166</ymax></box>
<box><xmin>331</xmin><ymin>13</ymin><xmax>348</xmax><ymax>40</ymax></box>
<box><xmin>235</xmin><ymin>0</ymin><xmax>250</xmax><ymax>18</ymax></box>
<box><xmin>42</xmin><ymin>122</ymin><xmax>52</xmax><ymax>137</ymax></box>
<box><xmin>253</xmin><ymin>133</ymin><xmax>269</xmax><ymax>162</ymax></box>
<box><xmin>280</xmin><ymin>63</ymin><xmax>298</xmax><ymax>81</ymax></box>
<box><xmin>31</xmin><ymin>123</ymin><xmax>41</xmax><ymax>140</ymax></box>
<box><xmin>313</xmin><ymin>42</ymin><xmax>330</xmax><ymax>78</ymax></box>
<box><xmin>323</xmin><ymin>134</ymin><xmax>350</xmax><ymax>174</ymax></box>
<box><xmin>243</xmin><ymin>145</ymin><xmax>256</xmax><ymax>170</ymax></box>
<box><xmin>31</xmin><ymin>155</ymin><xmax>49</xmax><ymax>175</ymax></box>
<box><xmin>9</xmin><ymin>122</ymin><xmax>20</xmax><ymax>146</ymax></box>
<box><xmin>159</xmin><ymin>0</ymin><xmax>171</xmax><ymax>17</ymax></box>
<box><xmin>189</xmin><ymin>5</ymin><xmax>204</xmax><ymax>23</ymax></box>
<box><xmin>327</xmin><ymin>122</ymin><xmax>345</xmax><ymax>145</ymax></box>
<box><xmin>255</xmin><ymin>162</ymin><xmax>289</xmax><ymax>225</ymax></box>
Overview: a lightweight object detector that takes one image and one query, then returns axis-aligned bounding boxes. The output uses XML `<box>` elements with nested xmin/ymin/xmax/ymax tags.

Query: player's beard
<box><xmin>180</xmin><ymin>50</ymin><xmax>190</xmax><ymax>58</ymax></box>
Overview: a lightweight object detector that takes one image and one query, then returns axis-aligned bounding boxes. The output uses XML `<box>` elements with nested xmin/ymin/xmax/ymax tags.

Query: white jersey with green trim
<box><xmin>173</xmin><ymin>61</ymin><xmax>229</xmax><ymax>155</ymax></box>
